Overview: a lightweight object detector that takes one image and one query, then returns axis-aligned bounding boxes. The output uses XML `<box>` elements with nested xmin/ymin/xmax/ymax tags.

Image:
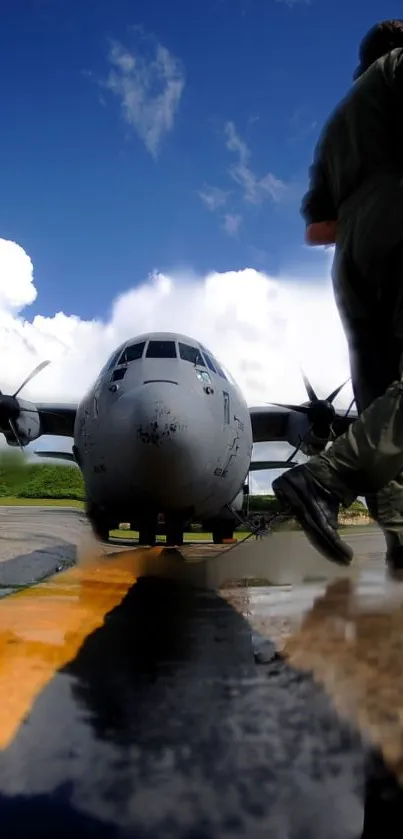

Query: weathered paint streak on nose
<box><xmin>135</xmin><ymin>386</ymin><xmax>187</xmax><ymax>448</ymax></box>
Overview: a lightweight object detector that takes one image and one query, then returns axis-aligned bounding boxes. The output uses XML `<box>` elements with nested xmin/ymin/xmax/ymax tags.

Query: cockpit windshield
<box><xmin>146</xmin><ymin>340</ymin><xmax>177</xmax><ymax>358</ymax></box>
<box><xmin>117</xmin><ymin>341</ymin><xmax>146</xmax><ymax>364</ymax></box>
<box><xmin>179</xmin><ymin>342</ymin><xmax>205</xmax><ymax>366</ymax></box>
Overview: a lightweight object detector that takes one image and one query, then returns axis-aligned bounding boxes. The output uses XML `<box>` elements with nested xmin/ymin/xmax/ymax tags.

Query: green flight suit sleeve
<box><xmin>301</xmin><ymin>145</ymin><xmax>336</xmax><ymax>226</ymax></box>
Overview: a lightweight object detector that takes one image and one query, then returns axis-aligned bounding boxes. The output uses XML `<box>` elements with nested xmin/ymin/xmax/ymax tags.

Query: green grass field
<box><xmin>0</xmin><ymin>497</ymin><xmax>249</xmax><ymax>539</ymax></box>
<box><xmin>0</xmin><ymin>497</ymin><xmax>373</xmax><ymax>541</ymax></box>
<box><xmin>0</xmin><ymin>497</ymin><xmax>84</xmax><ymax>508</ymax></box>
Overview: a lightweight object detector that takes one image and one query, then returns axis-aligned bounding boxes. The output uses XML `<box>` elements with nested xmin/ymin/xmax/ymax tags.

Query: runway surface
<box><xmin>0</xmin><ymin>507</ymin><xmax>402</xmax><ymax>836</ymax></box>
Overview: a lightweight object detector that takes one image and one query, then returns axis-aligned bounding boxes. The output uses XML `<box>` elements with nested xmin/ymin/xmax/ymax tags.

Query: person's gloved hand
<box><xmin>305</xmin><ymin>221</ymin><xmax>336</xmax><ymax>246</ymax></box>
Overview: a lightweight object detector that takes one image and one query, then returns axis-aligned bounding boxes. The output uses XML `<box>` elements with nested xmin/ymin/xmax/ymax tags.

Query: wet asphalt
<box><xmin>0</xmin><ymin>508</ymin><xmax>401</xmax><ymax>837</ymax></box>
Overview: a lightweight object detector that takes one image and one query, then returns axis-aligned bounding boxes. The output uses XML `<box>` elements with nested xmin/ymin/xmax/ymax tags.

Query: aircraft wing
<box><xmin>249</xmin><ymin>460</ymin><xmax>298</xmax><ymax>471</ymax></box>
<box><xmin>249</xmin><ymin>406</ymin><xmax>291</xmax><ymax>444</ymax></box>
<box><xmin>249</xmin><ymin>404</ymin><xmax>357</xmax><ymax>444</ymax></box>
<box><xmin>35</xmin><ymin>404</ymin><xmax>77</xmax><ymax>439</ymax></box>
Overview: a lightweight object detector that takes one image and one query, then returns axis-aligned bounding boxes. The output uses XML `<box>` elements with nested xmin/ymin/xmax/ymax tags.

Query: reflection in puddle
<box><xmin>227</xmin><ymin>570</ymin><xmax>403</xmax><ymax>785</ymax></box>
<box><xmin>284</xmin><ymin>578</ymin><xmax>403</xmax><ymax>782</ymax></box>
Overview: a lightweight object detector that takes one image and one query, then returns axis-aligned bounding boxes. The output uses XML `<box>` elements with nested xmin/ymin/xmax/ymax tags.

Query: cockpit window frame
<box><xmin>146</xmin><ymin>340</ymin><xmax>178</xmax><ymax>359</ymax></box>
<box><xmin>202</xmin><ymin>352</ymin><xmax>217</xmax><ymax>374</ymax></box>
<box><xmin>101</xmin><ymin>348</ymin><xmax>122</xmax><ymax>375</ymax></box>
<box><xmin>111</xmin><ymin>367</ymin><xmax>127</xmax><ymax>382</ymax></box>
<box><xmin>179</xmin><ymin>342</ymin><xmax>206</xmax><ymax>366</ymax></box>
<box><xmin>117</xmin><ymin>341</ymin><xmax>146</xmax><ymax>365</ymax></box>
<box><xmin>199</xmin><ymin>345</ymin><xmax>227</xmax><ymax>379</ymax></box>
<box><xmin>214</xmin><ymin>361</ymin><xmax>228</xmax><ymax>381</ymax></box>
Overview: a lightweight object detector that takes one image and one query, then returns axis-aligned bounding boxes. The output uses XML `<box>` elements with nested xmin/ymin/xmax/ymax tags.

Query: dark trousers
<box><xmin>307</xmin><ymin>241</ymin><xmax>403</xmax><ymax>547</ymax></box>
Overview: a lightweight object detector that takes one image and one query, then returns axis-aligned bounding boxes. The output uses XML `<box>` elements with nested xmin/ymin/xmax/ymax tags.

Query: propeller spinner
<box><xmin>272</xmin><ymin>372</ymin><xmax>354</xmax><ymax>462</ymax></box>
<box><xmin>0</xmin><ymin>360</ymin><xmax>51</xmax><ymax>450</ymax></box>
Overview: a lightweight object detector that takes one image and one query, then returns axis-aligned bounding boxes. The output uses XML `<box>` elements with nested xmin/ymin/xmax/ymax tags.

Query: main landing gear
<box><xmin>137</xmin><ymin>513</ymin><xmax>158</xmax><ymax>547</ymax></box>
<box><xmin>207</xmin><ymin>515</ymin><xmax>235</xmax><ymax>545</ymax></box>
<box><xmin>212</xmin><ymin>522</ymin><xmax>235</xmax><ymax>545</ymax></box>
<box><xmin>87</xmin><ymin>504</ymin><xmax>186</xmax><ymax>548</ymax></box>
<box><xmin>137</xmin><ymin>514</ymin><xmax>184</xmax><ymax>547</ymax></box>
<box><xmin>165</xmin><ymin>514</ymin><xmax>184</xmax><ymax>547</ymax></box>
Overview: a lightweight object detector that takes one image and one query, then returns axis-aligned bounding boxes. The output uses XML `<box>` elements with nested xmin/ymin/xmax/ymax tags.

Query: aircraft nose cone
<box><xmin>117</xmin><ymin>382</ymin><xmax>215</xmax><ymax>508</ymax></box>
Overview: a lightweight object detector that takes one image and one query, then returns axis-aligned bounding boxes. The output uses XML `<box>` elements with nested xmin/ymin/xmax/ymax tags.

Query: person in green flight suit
<box><xmin>272</xmin><ymin>20</ymin><xmax>403</xmax><ymax>578</ymax></box>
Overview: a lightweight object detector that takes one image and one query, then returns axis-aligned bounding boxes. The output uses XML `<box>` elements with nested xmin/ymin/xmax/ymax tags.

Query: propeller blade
<box><xmin>8</xmin><ymin>418</ymin><xmax>23</xmax><ymax>451</ymax></box>
<box><xmin>286</xmin><ymin>424</ymin><xmax>313</xmax><ymax>462</ymax></box>
<box><xmin>13</xmin><ymin>360</ymin><xmax>51</xmax><ymax>398</ymax></box>
<box><xmin>270</xmin><ymin>402</ymin><xmax>311</xmax><ymax>416</ymax></box>
<box><xmin>287</xmin><ymin>446</ymin><xmax>300</xmax><ymax>462</ymax></box>
<box><xmin>249</xmin><ymin>459</ymin><xmax>299</xmax><ymax>471</ymax></box>
<box><xmin>326</xmin><ymin>378</ymin><xmax>350</xmax><ymax>404</ymax></box>
<box><xmin>301</xmin><ymin>371</ymin><xmax>318</xmax><ymax>403</ymax></box>
<box><xmin>344</xmin><ymin>397</ymin><xmax>356</xmax><ymax>418</ymax></box>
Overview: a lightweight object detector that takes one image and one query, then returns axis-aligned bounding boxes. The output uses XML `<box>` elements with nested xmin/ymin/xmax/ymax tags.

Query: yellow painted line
<box><xmin>0</xmin><ymin>547</ymin><xmax>161</xmax><ymax>750</ymax></box>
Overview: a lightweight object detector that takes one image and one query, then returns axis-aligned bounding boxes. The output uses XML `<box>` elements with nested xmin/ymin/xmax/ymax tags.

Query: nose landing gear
<box><xmin>138</xmin><ymin>513</ymin><xmax>158</xmax><ymax>547</ymax></box>
<box><xmin>165</xmin><ymin>514</ymin><xmax>184</xmax><ymax>547</ymax></box>
<box><xmin>86</xmin><ymin>499</ymin><xmax>111</xmax><ymax>543</ymax></box>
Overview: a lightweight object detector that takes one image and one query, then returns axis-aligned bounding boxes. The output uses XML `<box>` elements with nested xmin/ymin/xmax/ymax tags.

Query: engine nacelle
<box><xmin>5</xmin><ymin>398</ymin><xmax>41</xmax><ymax>447</ymax></box>
<box><xmin>286</xmin><ymin>412</ymin><xmax>330</xmax><ymax>457</ymax></box>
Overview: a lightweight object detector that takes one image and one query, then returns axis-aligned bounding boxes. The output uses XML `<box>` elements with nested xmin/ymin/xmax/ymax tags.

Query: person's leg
<box><xmin>273</xmin><ymin>376</ymin><xmax>403</xmax><ymax>566</ymax></box>
<box><xmin>272</xmin><ymin>243</ymin><xmax>403</xmax><ymax>567</ymax></box>
<box><xmin>332</xmin><ymin>242</ymin><xmax>403</xmax><ymax>555</ymax></box>
<box><xmin>307</xmin><ymin>376</ymin><xmax>403</xmax><ymax>500</ymax></box>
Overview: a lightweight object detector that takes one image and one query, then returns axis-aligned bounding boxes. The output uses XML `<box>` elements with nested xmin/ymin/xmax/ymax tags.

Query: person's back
<box><xmin>323</xmin><ymin>52</ymin><xmax>403</xmax><ymax>199</ymax></box>
<box><xmin>303</xmin><ymin>25</ymin><xmax>403</xmax><ymax>268</ymax></box>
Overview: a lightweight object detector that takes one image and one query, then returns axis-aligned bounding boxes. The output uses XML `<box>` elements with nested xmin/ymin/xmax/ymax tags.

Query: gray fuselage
<box><xmin>74</xmin><ymin>332</ymin><xmax>253</xmax><ymax>525</ymax></box>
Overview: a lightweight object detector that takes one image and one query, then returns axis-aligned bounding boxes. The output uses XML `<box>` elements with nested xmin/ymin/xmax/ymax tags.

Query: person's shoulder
<box><xmin>375</xmin><ymin>48</ymin><xmax>403</xmax><ymax>85</ymax></box>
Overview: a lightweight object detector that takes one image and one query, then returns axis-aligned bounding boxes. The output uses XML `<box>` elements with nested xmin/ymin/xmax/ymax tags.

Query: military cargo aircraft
<box><xmin>0</xmin><ymin>332</ymin><xmax>356</xmax><ymax>545</ymax></box>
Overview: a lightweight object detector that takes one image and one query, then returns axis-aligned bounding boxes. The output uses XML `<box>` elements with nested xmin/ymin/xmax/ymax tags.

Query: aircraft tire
<box><xmin>212</xmin><ymin>522</ymin><xmax>235</xmax><ymax>544</ymax></box>
<box><xmin>165</xmin><ymin>527</ymin><xmax>184</xmax><ymax>547</ymax></box>
<box><xmin>138</xmin><ymin>529</ymin><xmax>156</xmax><ymax>546</ymax></box>
<box><xmin>138</xmin><ymin>516</ymin><xmax>157</xmax><ymax>546</ymax></box>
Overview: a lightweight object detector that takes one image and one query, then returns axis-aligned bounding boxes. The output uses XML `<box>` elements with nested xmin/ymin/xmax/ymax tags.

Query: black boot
<box><xmin>272</xmin><ymin>465</ymin><xmax>353</xmax><ymax>566</ymax></box>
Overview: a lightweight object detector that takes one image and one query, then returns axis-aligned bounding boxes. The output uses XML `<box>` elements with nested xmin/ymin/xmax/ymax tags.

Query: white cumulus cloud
<box><xmin>0</xmin><ymin>238</ymin><xmax>352</xmax><ymax>487</ymax></box>
<box><xmin>105</xmin><ymin>29</ymin><xmax>185</xmax><ymax>157</ymax></box>
<box><xmin>0</xmin><ymin>239</ymin><xmax>37</xmax><ymax>313</ymax></box>
<box><xmin>0</xmin><ymin>237</ymin><xmax>352</xmax><ymax>405</ymax></box>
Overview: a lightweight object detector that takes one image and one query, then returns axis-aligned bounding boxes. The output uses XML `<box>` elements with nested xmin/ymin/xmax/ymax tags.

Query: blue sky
<box><xmin>0</xmin><ymin>0</ymin><xmax>399</xmax><ymax>322</ymax></box>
